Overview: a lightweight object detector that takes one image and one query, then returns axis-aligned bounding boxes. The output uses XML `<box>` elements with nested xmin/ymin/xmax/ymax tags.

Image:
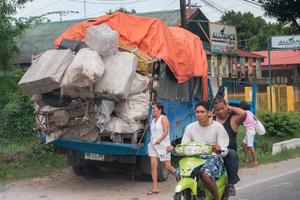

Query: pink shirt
<box><xmin>243</xmin><ymin>110</ymin><xmax>255</xmax><ymax>132</ymax></box>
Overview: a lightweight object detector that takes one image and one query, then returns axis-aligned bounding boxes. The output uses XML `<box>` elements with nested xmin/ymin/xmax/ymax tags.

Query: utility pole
<box><xmin>83</xmin><ymin>0</ymin><xmax>86</xmax><ymax>19</ymax></box>
<box><xmin>187</xmin><ymin>0</ymin><xmax>191</xmax><ymax>9</ymax></box>
<box><xmin>180</xmin><ymin>0</ymin><xmax>186</xmax><ymax>29</ymax></box>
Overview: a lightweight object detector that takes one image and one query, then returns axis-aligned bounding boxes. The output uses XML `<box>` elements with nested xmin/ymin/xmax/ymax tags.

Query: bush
<box><xmin>0</xmin><ymin>69</ymin><xmax>35</xmax><ymax>141</ymax></box>
<box><xmin>257</xmin><ymin>111</ymin><xmax>300</xmax><ymax>138</ymax></box>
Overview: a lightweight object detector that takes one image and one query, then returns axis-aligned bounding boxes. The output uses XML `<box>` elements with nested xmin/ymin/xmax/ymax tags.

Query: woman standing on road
<box><xmin>240</xmin><ymin>101</ymin><xmax>258</xmax><ymax>167</ymax></box>
<box><xmin>147</xmin><ymin>102</ymin><xmax>175</xmax><ymax>195</ymax></box>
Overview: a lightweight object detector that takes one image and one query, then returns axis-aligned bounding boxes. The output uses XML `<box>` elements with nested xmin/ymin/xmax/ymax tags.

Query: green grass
<box><xmin>0</xmin><ymin>139</ymin><xmax>67</xmax><ymax>183</ymax></box>
<box><xmin>237</xmin><ymin>127</ymin><xmax>300</xmax><ymax>168</ymax></box>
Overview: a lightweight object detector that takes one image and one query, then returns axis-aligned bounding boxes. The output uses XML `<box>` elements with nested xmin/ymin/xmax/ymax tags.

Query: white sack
<box><xmin>61</xmin><ymin>48</ymin><xmax>105</xmax><ymax>88</ymax></box>
<box><xmin>62</xmin><ymin>86</ymin><xmax>94</xmax><ymax>100</ymax></box>
<box><xmin>115</xmin><ymin>92</ymin><xmax>150</xmax><ymax>123</ymax></box>
<box><xmin>104</xmin><ymin>117</ymin><xmax>144</xmax><ymax>134</ymax></box>
<box><xmin>130</xmin><ymin>73</ymin><xmax>150</xmax><ymax>95</ymax></box>
<box><xmin>84</xmin><ymin>23</ymin><xmax>119</xmax><ymax>56</ymax></box>
<box><xmin>18</xmin><ymin>49</ymin><xmax>74</xmax><ymax>96</ymax></box>
<box><xmin>95</xmin><ymin>100</ymin><xmax>115</xmax><ymax>132</ymax></box>
<box><xmin>94</xmin><ymin>52</ymin><xmax>137</xmax><ymax>102</ymax></box>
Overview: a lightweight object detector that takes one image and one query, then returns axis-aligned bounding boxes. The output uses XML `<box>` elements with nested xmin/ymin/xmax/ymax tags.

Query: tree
<box><xmin>0</xmin><ymin>0</ymin><xmax>32</xmax><ymax>69</ymax></box>
<box><xmin>258</xmin><ymin>0</ymin><xmax>300</xmax><ymax>33</ymax></box>
<box><xmin>220</xmin><ymin>11</ymin><xmax>266</xmax><ymax>50</ymax></box>
<box><xmin>106</xmin><ymin>7</ymin><xmax>136</xmax><ymax>15</ymax></box>
<box><xmin>220</xmin><ymin>10</ymin><xmax>294</xmax><ymax>51</ymax></box>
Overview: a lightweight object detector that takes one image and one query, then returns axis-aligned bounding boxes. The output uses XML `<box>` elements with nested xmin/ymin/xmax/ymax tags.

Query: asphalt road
<box><xmin>0</xmin><ymin>157</ymin><xmax>300</xmax><ymax>200</ymax></box>
<box><xmin>232</xmin><ymin>158</ymin><xmax>300</xmax><ymax>200</ymax></box>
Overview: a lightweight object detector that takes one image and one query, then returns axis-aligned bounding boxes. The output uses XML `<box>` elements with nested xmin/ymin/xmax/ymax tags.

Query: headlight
<box><xmin>184</xmin><ymin>146</ymin><xmax>197</xmax><ymax>156</ymax></box>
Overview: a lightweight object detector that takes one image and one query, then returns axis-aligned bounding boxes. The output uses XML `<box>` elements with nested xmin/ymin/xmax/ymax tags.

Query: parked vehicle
<box><xmin>35</xmin><ymin>62</ymin><xmax>206</xmax><ymax>181</ymax></box>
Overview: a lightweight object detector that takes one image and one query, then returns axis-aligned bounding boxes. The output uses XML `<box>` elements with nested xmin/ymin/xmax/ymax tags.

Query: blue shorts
<box><xmin>198</xmin><ymin>155</ymin><xmax>225</xmax><ymax>181</ymax></box>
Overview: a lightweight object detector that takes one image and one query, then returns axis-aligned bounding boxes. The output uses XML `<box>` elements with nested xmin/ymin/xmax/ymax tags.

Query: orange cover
<box><xmin>54</xmin><ymin>12</ymin><xmax>207</xmax><ymax>83</ymax></box>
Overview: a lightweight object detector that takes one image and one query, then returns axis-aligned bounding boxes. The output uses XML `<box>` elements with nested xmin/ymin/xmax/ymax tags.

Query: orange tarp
<box><xmin>54</xmin><ymin>12</ymin><xmax>207</xmax><ymax>83</ymax></box>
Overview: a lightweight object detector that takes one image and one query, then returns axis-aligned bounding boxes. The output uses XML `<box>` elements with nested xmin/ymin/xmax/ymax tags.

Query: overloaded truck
<box><xmin>18</xmin><ymin>12</ymin><xmax>208</xmax><ymax>181</ymax></box>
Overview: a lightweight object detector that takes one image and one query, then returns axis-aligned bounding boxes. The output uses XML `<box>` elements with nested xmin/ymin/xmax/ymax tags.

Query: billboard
<box><xmin>209</xmin><ymin>23</ymin><xmax>237</xmax><ymax>54</ymax></box>
<box><xmin>271</xmin><ymin>35</ymin><xmax>300</xmax><ymax>49</ymax></box>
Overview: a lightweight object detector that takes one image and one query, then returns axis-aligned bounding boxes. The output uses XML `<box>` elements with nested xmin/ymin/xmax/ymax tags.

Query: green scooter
<box><xmin>173</xmin><ymin>142</ymin><xmax>229</xmax><ymax>200</ymax></box>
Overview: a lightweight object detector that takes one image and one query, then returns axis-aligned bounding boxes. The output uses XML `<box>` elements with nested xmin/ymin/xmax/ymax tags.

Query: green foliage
<box><xmin>257</xmin><ymin>112</ymin><xmax>300</xmax><ymax>138</ymax></box>
<box><xmin>106</xmin><ymin>7</ymin><xmax>136</xmax><ymax>14</ymax></box>
<box><xmin>220</xmin><ymin>10</ymin><xmax>295</xmax><ymax>50</ymax></box>
<box><xmin>0</xmin><ymin>69</ymin><xmax>35</xmax><ymax>141</ymax></box>
<box><xmin>258</xmin><ymin>0</ymin><xmax>300</xmax><ymax>32</ymax></box>
<box><xmin>0</xmin><ymin>0</ymin><xmax>33</xmax><ymax>69</ymax></box>
<box><xmin>0</xmin><ymin>140</ymin><xmax>67</xmax><ymax>181</ymax></box>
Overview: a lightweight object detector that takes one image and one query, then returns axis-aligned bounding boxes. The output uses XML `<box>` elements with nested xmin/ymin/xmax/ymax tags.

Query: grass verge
<box><xmin>0</xmin><ymin>139</ymin><xmax>67</xmax><ymax>183</ymax></box>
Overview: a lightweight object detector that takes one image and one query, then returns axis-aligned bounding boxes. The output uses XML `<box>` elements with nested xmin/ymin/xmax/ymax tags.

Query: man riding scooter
<box><xmin>180</xmin><ymin>100</ymin><xmax>229</xmax><ymax>200</ymax></box>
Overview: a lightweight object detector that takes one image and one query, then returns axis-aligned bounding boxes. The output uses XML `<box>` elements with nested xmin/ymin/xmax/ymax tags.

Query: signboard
<box><xmin>209</xmin><ymin>23</ymin><xmax>237</xmax><ymax>54</ymax></box>
<box><xmin>271</xmin><ymin>35</ymin><xmax>300</xmax><ymax>49</ymax></box>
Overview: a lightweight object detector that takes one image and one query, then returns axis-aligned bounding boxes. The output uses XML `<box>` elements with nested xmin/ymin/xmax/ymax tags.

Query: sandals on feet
<box><xmin>147</xmin><ymin>190</ymin><xmax>159</xmax><ymax>195</ymax></box>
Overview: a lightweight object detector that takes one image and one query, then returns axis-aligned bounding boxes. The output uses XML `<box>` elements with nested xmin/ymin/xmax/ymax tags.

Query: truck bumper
<box><xmin>52</xmin><ymin>137</ymin><xmax>147</xmax><ymax>156</ymax></box>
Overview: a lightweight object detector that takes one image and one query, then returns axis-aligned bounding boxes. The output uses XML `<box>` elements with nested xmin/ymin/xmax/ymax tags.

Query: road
<box><xmin>0</xmin><ymin>157</ymin><xmax>300</xmax><ymax>200</ymax></box>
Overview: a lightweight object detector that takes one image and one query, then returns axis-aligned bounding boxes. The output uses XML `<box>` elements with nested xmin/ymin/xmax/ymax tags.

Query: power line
<box><xmin>241</xmin><ymin>0</ymin><xmax>261</xmax><ymax>6</ymax></box>
<box><xmin>69</xmin><ymin>0</ymin><xmax>147</xmax><ymax>5</ymax></box>
<box><xmin>163</xmin><ymin>0</ymin><xmax>177</xmax><ymax>10</ymax></box>
<box><xmin>202</xmin><ymin>0</ymin><xmax>225</xmax><ymax>14</ymax></box>
<box><xmin>21</xmin><ymin>0</ymin><xmax>62</xmax><ymax>17</ymax></box>
<box><xmin>85</xmin><ymin>0</ymin><xmax>148</xmax><ymax>18</ymax></box>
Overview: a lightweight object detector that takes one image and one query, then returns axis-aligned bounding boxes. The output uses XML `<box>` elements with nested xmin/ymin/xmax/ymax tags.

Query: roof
<box><xmin>252</xmin><ymin>50</ymin><xmax>300</xmax><ymax>66</ymax></box>
<box><xmin>16</xmin><ymin>9</ymin><xmax>203</xmax><ymax>64</ymax></box>
<box><xmin>237</xmin><ymin>49</ymin><xmax>265</xmax><ymax>58</ymax></box>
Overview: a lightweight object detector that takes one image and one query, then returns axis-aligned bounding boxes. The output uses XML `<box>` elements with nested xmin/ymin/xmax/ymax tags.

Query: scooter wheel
<box><xmin>174</xmin><ymin>192</ymin><xmax>181</xmax><ymax>200</ymax></box>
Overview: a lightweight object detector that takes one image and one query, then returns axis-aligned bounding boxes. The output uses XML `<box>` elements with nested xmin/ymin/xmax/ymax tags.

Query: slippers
<box><xmin>252</xmin><ymin>162</ymin><xmax>259</xmax><ymax>167</ymax></box>
<box><xmin>147</xmin><ymin>190</ymin><xmax>159</xmax><ymax>195</ymax></box>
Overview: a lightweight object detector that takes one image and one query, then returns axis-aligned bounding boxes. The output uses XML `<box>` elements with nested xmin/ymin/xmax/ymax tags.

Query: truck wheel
<box><xmin>72</xmin><ymin>166</ymin><xmax>85</xmax><ymax>175</ymax></box>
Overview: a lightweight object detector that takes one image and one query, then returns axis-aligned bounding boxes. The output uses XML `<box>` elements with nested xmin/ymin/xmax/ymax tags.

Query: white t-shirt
<box><xmin>182</xmin><ymin>120</ymin><xmax>229</xmax><ymax>157</ymax></box>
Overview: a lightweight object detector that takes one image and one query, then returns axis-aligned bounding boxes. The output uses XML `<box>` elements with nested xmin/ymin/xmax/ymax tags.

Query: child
<box><xmin>240</xmin><ymin>101</ymin><xmax>258</xmax><ymax>167</ymax></box>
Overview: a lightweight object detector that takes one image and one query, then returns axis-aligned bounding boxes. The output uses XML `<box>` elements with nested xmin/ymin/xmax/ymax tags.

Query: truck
<box><xmin>34</xmin><ymin>61</ymin><xmax>207</xmax><ymax>181</ymax></box>
<box><xmin>30</xmin><ymin>12</ymin><xmax>209</xmax><ymax>181</ymax></box>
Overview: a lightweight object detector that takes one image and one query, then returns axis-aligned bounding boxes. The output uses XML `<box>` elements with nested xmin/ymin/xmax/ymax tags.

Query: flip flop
<box><xmin>147</xmin><ymin>190</ymin><xmax>159</xmax><ymax>195</ymax></box>
<box><xmin>252</xmin><ymin>162</ymin><xmax>259</xmax><ymax>167</ymax></box>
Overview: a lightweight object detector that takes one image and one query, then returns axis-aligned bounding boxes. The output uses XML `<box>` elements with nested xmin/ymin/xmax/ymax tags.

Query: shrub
<box><xmin>0</xmin><ymin>69</ymin><xmax>35</xmax><ymax>141</ymax></box>
<box><xmin>257</xmin><ymin>111</ymin><xmax>300</xmax><ymax>138</ymax></box>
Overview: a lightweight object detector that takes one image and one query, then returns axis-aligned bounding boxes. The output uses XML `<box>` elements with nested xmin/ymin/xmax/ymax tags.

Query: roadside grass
<box><xmin>0</xmin><ymin>139</ymin><xmax>67</xmax><ymax>183</ymax></box>
<box><xmin>237</xmin><ymin>127</ymin><xmax>300</xmax><ymax>168</ymax></box>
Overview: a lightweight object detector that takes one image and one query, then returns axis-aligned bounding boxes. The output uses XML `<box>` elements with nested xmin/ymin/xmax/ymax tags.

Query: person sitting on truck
<box><xmin>213</xmin><ymin>96</ymin><xmax>247</xmax><ymax>196</ymax></box>
<box><xmin>182</xmin><ymin>100</ymin><xmax>229</xmax><ymax>200</ymax></box>
<box><xmin>147</xmin><ymin>101</ymin><xmax>176</xmax><ymax>195</ymax></box>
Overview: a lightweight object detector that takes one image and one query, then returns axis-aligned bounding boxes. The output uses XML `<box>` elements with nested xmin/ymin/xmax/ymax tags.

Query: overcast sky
<box><xmin>16</xmin><ymin>0</ymin><xmax>272</xmax><ymax>22</ymax></box>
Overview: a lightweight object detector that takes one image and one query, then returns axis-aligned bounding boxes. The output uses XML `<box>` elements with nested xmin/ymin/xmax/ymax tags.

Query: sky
<box><xmin>16</xmin><ymin>0</ymin><xmax>273</xmax><ymax>22</ymax></box>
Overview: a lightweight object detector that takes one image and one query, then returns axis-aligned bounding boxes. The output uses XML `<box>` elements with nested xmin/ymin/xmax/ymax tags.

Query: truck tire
<box><xmin>72</xmin><ymin>166</ymin><xmax>85</xmax><ymax>175</ymax></box>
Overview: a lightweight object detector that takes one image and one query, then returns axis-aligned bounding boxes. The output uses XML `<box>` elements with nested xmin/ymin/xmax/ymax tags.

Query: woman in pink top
<box><xmin>240</xmin><ymin>101</ymin><xmax>258</xmax><ymax>167</ymax></box>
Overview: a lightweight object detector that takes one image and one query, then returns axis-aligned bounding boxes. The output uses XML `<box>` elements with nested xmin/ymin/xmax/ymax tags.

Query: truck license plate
<box><xmin>84</xmin><ymin>153</ymin><xmax>105</xmax><ymax>161</ymax></box>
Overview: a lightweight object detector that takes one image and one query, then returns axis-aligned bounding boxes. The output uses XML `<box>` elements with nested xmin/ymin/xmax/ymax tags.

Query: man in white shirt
<box><xmin>182</xmin><ymin>100</ymin><xmax>229</xmax><ymax>200</ymax></box>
